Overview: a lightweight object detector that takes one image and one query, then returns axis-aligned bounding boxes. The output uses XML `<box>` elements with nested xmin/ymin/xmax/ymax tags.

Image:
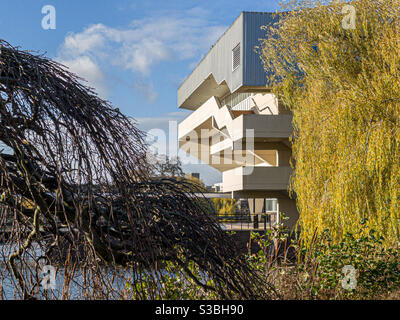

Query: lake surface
<box><xmin>0</xmin><ymin>243</ymin><xmax>133</xmax><ymax>300</ymax></box>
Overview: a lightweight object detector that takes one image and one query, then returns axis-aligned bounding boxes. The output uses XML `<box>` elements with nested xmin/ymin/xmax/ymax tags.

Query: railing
<box><xmin>221</xmin><ymin>92</ymin><xmax>252</xmax><ymax>110</ymax></box>
<box><xmin>231</xmin><ymin>96</ymin><xmax>254</xmax><ymax>111</ymax></box>
<box><xmin>218</xmin><ymin>212</ymin><xmax>277</xmax><ymax>231</ymax></box>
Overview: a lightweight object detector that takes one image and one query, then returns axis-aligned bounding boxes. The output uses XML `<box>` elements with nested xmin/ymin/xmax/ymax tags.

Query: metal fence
<box><xmin>218</xmin><ymin>212</ymin><xmax>277</xmax><ymax>231</ymax></box>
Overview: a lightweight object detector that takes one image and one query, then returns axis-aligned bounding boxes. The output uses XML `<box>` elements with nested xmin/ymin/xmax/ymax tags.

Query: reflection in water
<box><xmin>0</xmin><ymin>243</ymin><xmax>133</xmax><ymax>300</ymax></box>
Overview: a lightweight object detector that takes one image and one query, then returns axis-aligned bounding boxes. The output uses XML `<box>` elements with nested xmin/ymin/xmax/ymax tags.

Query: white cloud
<box><xmin>55</xmin><ymin>8</ymin><xmax>227</xmax><ymax>186</ymax></box>
<box><xmin>58</xmin><ymin>55</ymin><xmax>109</xmax><ymax>98</ymax></box>
<box><xmin>62</xmin><ymin>25</ymin><xmax>106</xmax><ymax>56</ymax></box>
<box><xmin>56</xmin><ymin>8</ymin><xmax>227</xmax><ymax>98</ymax></box>
<box><xmin>134</xmin><ymin>80</ymin><xmax>159</xmax><ymax>103</ymax></box>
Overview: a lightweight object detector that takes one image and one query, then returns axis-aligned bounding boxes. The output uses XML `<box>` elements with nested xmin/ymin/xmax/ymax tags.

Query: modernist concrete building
<box><xmin>177</xmin><ymin>12</ymin><xmax>299</xmax><ymax>229</ymax></box>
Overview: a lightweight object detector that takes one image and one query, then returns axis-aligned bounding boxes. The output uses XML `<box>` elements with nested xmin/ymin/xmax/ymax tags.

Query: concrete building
<box><xmin>177</xmin><ymin>12</ymin><xmax>299</xmax><ymax>229</ymax></box>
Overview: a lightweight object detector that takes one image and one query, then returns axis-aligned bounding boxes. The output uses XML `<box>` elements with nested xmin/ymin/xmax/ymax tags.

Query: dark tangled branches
<box><xmin>0</xmin><ymin>40</ymin><xmax>274</xmax><ymax>300</ymax></box>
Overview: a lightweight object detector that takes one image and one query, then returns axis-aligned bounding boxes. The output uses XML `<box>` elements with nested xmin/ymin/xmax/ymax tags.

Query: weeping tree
<box><xmin>260</xmin><ymin>0</ymin><xmax>400</xmax><ymax>246</ymax></box>
<box><xmin>0</xmin><ymin>40</ymin><xmax>272</xmax><ymax>299</ymax></box>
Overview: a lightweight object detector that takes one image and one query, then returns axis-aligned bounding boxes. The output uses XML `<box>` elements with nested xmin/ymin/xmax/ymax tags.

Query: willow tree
<box><xmin>260</xmin><ymin>0</ymin><xmax>400</xmax><ymax>245</ymax></box>
<box><xmin>0</xmin><ymin>40</ymin><xmax>272</xmax><ymax>299</ymax></box>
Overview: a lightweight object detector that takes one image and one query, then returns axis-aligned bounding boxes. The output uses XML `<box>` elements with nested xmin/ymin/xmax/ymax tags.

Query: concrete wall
<box><xmin>241</xmin><ymin>114</ymin><xmax>293</xmax><ymax>139</ymax></box>
<box><xmin>251</xmin><ymin>93</ymin><xmax>279</xmax><ymax>114</ymax></box>
<box><xmin>223</xmin><ymin>166</ymin><xmax>293</xmax><ymax>192</ymax></box>
<box><xmin>277</xmin><ymin>198</ymin><xmax>299</xmax><ymax>230</ymax></box>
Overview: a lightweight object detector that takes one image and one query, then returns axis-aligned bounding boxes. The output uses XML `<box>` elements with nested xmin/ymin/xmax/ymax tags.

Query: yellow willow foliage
<box><xmin>260</xmin><ymin>0</ymin><xmax>400</xmax><ymax>246</ymax></box>
<box><xmin>212</xmin><ymin>198</ymin><xmax>238</xmax><ymax>216</ymax></box>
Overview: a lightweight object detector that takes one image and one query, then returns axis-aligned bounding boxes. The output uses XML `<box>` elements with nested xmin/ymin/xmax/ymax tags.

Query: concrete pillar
<box><xmin>277</xmin><ymin>147</ymin><xmax>291</xmax><ymax>167</ymax></box>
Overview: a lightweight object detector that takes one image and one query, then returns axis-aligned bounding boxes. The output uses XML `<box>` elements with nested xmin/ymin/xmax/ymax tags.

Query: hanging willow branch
<box><xmin>259</xmin><ymin>0</ymin><xmax>400</xmax><ymax>246</ymax></box>
<box><xmin>0</xmin><ymin>40</ymin><xmax>273</xmax><ymax>300</ymax></box>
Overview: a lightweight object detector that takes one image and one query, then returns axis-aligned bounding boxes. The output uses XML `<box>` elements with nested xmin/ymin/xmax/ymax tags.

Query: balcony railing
<box><xmin>218</xmin><ymin>212</ymin><xmax>278</xmax><ymax>231</ymax></box>
<box><xmin>231</xmin><ymin>96</ymin><xmax>254</xmax><ymax>111</ymax></box>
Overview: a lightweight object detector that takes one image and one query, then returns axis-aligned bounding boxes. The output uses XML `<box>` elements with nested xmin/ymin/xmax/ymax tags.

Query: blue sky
<box><xmin>0</xmin><ymin>0</ymin><xmax>281</xmax><ymax>184</ymax></box>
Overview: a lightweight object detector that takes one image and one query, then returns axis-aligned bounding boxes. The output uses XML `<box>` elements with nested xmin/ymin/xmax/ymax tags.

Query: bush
<box><xmin>125</xmin><ymin>219</ymin><xmax>400</xmax><ymax>300</ymax></box>
<box><xmin>250</xmin><ymin>219</ymin><xmax>400</xmax><ymax>299</ymax></box>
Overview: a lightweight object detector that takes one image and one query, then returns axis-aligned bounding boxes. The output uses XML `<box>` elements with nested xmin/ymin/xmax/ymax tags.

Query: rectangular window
<box><xmin>265</xmin><ymin>199</ymin><xmax>277</xmax><ymax>212</ymax></box>
<box><xmin>232</xmin><ymin>43</ymin><xmax>241</xmax><ymax>71</ymax></box>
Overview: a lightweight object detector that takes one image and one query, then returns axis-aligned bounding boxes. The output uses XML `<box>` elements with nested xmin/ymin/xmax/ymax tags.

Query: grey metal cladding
<box><xmin>177</xmin><ymin>12</ymin><xmax>278</xmax><ymax>108</ymax></box>
<box><xmin>242</xmin><ymin>12</ymin><xmax>278</xmax><ymax>87</ymax></box>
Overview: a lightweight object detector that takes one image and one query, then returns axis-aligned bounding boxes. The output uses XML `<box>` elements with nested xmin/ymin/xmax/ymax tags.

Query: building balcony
<box><xmin>222</xmin><ymin>166</ymin><xmax>293</xmax><ymax>193</ymax></box>
<box><xmin>178</xmin><ymin>95</ymin><xmax>293</xmax><ymax>171</ymax></box>
<box><xmin>178</xmin><ymin>96</ymin><xmax>293</xmax><ymax>143</ymax></box>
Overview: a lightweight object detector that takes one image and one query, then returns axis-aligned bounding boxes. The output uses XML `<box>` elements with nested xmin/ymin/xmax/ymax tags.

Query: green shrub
<box><xmin>250</xmin><ymin>219</ymin><xmax>400</xmax><ymax>299</ymax></box>
<box><xmin>299</xmin><ymin>220</ymin><xmax>400</xmax><ymax>299</ymax></box>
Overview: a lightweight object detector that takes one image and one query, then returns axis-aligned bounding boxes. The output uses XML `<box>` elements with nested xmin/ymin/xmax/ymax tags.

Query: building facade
<box><xmin>177</xmin><ymin>12</ymin><xmax>299</xmax><ymax>229</ymax></box>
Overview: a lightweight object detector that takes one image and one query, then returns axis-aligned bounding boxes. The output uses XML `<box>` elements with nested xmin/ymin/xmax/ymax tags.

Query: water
<box><xmin>0</xmin><ymin>262</ymin><xmax>142</xmax><ymax>300</ymax></box>
<box><xmin>0</xmin><ymin>243</ymin><xmax>133</xmax><ymax>300</ymax></box>
<box><xmin>0</xmin><ymin>242</ymin><xmax>210</xmax><ymax>300</ymax></box>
